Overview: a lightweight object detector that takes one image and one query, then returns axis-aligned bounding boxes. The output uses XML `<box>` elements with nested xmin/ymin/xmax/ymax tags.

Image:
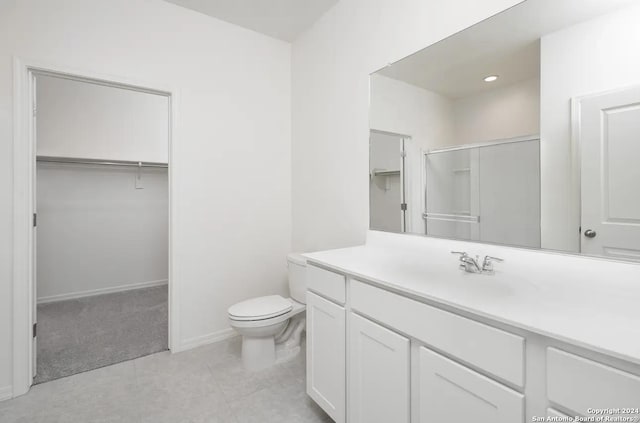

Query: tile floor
<box><xmin>0</xmin><ymin>336</ymin><xmax>330</xmax><ymax>423</ymax></box>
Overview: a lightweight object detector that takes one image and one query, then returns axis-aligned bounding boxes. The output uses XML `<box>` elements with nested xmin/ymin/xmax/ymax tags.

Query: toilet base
<box><xmin>240</xmin><ymin>314</ymin><xmax>306</xmax><ymax>371</ymax></box>
<box><xmin>242</xmin><ymin>336</ymin><xmax>277</xmax><ymax>371</ymax></box>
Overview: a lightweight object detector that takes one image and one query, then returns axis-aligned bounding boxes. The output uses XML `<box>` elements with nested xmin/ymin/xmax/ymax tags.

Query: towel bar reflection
<box><xmin>422</xmin><ymin>213</ymin><xmax>480</xmax><ymax>223</ymax></box>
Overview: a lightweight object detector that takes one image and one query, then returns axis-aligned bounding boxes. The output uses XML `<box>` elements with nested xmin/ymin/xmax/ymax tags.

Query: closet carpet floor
<box><xmin>34</xmin><ymin>285</ymin><xmax>168</xmax><ymax>384</ymax></box>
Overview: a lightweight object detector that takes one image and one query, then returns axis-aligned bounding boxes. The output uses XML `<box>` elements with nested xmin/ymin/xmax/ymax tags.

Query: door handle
<box><xmin>584</xmin><ymin>229</ymin><xmax>597</xmax><ymax>238</ymax></box>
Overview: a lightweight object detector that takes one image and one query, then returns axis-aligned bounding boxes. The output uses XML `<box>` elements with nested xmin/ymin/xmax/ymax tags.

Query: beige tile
<box><xmin>229</xmin><ymin>383</ymin><xmax>329</xmax><ymax>423</ymax></box>
<box><xmin>138</xmin><ymin>390</ymin><xmax>235</xmax><ymax>423</ymax></box>
<box><xmin>208</xmin><ymin>356</ymin><xmax>284</xmax><ymax>403</ymax></box>
<box><xmin>1</xmin><ymin>361</ymin><xmax>141</xmax><ymax>423</ymax></box>
<box><xmin>0</xmin><ymin>336</ymin><xmax>319</xmax><ymax>423</ymax></box>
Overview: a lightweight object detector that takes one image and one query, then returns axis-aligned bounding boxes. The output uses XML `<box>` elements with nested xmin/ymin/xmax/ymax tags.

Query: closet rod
<box><xmin>36</xmin><ymin>156</ymin><xmax>168</xmax><ymax>168</ymax></box>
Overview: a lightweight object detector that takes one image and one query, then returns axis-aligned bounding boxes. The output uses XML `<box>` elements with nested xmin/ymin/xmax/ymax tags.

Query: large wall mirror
<box><xmin>369</xmin><ymin>0</ymin><xmax>640</xmax><ymax>262</ymax></box>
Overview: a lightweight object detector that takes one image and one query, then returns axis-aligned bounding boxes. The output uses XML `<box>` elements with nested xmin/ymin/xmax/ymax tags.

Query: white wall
<box><xmin>370</xmin><ymin>73</ymin><xmax>454</xmax><ymax>150</ymax></box>
<box><xmin>36</xmin><ymin>75</ymin><xmax>169</xmax><ymax>163</ymax></box>
<box><xmin>1</xmin><ymin>0</ymin><xmax>291</xmax><ymax>397</ymax></box>
<box><xmin>36</xmin><ymin>164</ymin><xmax>168</xmax><ymax>302</ymax></box>
<box><xmin>35</xmin><ymin>75</ymin><xmax>169</xmax><ymax>302</ymax></box>
<box><xmin>540</xmin><ymin>3</ymin><xmax>640</xmax><ymax>252</ymax></box>
<box><xmin>370</xmin><ymin>74</ymin><xmax>540</xmax><ymax>150</ymax></box>
<box><xmin>453</xmin><ymin>77</ymin><xmax>540</xmax><ymax>145</ymax></box>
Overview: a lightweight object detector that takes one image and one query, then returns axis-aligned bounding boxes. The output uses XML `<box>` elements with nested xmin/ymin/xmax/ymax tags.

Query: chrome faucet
<box><xmin>451</xmin><ymin>251</ymin><xmax>503</xmax><ymax>274</ymax></box>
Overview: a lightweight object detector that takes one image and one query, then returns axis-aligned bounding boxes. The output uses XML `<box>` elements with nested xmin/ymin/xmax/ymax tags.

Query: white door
<box><xmin>306</xmin><ymin>291</ymin><xmax>346</xmax><ymax>423</ymax></box>
<box><xmin>579</xmin><ymin>86</ymin><xmax>640</xmax><ymax>260</ymax></box>
<box><xmin>417</xmin><ymin>347</ymin><xmax>524</xmax><ymax>423</ymax></box>
<box><xmin>349</xmin><ymin>313</ymin><xmax>410</xmax><ymax>423</ymax></box>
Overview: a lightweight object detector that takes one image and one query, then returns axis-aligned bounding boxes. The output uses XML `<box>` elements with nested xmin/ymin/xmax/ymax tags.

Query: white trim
<box><xmin>425</xmin><ymin>134</ymin><xmax>540</xmax><ymax>154</ymax></box>
<box><xmin>570</xmin><ymin>96</ymin><xmax>583</xmax><ymax>253</ymax></box>
<box><xmin>0</xmin><ymin>386</ymin><xmax>13</xmax><ymax>402</ymax></box>
<box><xmin>37</xmin><ymin>279</ymin><xmax>168</xmax><ymax>304</ymax></box>
<box><xmin>370</xmin><ymin>128</ymin><xmax>413</xmax><ymax>139</ymax></box>
<box><xmin>12</xmin><ymin>56</ymin><xmax>35</xmax><ymax>399</ymax></box>
<box><xmin>176</xmin><ymin>328</ymin><xmax>239</xmax><ymax>353</ymax></box>
<box><xmin>12</xmin><ymin>56</ymin><xmax>180</xmax><ymax>398</ymax></box>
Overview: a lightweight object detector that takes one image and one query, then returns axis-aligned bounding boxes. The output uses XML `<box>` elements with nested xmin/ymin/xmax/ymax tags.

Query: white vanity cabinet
<box><xmin>349</xmin><ymin>313</ymin><xmax>410</xmax><ymax>423</ymax></box>
<box><xmin>304</xmin><ymin>260</ymin><xmax>640</xmax><ymax>423</ymax></box>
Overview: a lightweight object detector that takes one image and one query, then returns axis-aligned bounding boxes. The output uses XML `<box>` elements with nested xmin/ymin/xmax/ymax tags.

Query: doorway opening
<box><xmin>12</xmin><ymin>61</ymin><xmax>175</xmax><ymax>393</ymax></box>
<box><xmin>369</xmin><ymin>130</ymin><xmax>410</xmax><ymax>233</ymax></box>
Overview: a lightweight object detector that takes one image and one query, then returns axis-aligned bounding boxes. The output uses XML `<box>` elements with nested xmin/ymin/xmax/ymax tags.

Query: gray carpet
<box><xmin>35</xmin><ymin>285</ymin><xmax>168</xmax><ymax>384</ymax></box>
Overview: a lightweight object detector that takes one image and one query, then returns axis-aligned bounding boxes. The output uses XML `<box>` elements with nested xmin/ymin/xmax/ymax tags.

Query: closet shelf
<box><xmin>36</xmin><ymin>156</ymin><xmax>168</xmax><ymax>168</ymax></box>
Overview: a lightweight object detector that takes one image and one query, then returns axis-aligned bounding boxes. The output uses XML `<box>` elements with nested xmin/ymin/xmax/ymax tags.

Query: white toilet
<box><xmin>228</xmin><ymin>253</ymin><xmax>307</xmax><ymax>371</ymax></box>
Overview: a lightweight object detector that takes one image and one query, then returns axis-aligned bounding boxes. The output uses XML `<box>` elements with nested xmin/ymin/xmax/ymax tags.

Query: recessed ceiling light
<box><xmin>484</xmin><ymin>75</ymin><xmax>499</xmax><ymax>82</ymax></box>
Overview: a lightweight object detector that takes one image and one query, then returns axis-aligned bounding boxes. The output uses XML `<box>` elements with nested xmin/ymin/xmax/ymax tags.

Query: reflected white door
<box><xmin>579</xmin><ymin>86</ymin><xmax>640</xmax><ymax>260</ymax></box>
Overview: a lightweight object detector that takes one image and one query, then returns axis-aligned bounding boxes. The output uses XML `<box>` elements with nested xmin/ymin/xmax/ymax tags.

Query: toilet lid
<box><xmin>228</xmin><ymin>295</ymin><xmax>293</xmax><ymax>321</ymax></box>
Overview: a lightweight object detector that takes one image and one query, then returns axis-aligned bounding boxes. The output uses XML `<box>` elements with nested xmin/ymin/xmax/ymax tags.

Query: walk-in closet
<box><xmin>34</xmin><ymin>73</ymin><xmax>169</xmax><ymax>383</ymax></box>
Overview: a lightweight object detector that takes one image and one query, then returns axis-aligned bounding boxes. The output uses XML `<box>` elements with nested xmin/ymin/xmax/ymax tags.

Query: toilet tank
<box><xmin>287</xmin><ymin>253</ymin><xmax>307</xmax><ymax>304</ymax></box>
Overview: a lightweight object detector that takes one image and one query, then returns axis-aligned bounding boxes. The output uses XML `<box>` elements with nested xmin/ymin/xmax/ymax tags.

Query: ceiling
<box><xmin>377</xmin><ymin>0</ymin><xmax>638</xmax><ymax>99</ymax></box>
<box><xmin>163</xmin><ymin>0</ymin><xmax>339</xmax><ymax>41</ymax></box>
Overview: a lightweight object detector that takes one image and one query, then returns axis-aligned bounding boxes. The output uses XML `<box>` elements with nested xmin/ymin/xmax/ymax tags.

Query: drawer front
<box><xmin>547</xmin><ymin>348</ymin><xmax>640</xmax><ymax>415</ymax></box>
<box><xmin>547</xmin><ymin>408</ymin><xmax>571</xmax><ymax>419</ymax></box>
<box><xmin>351</xmin><ymin>280</ymin><xmax>525</xmax><ymax>387</ymax></box>
<box><xmin>307</xmin><ymin>264</ymin><xmax>346</xmax><ymax>304</ymax></box>
<box><xmin>418</xmin><ymin>347</ymin><xmax>524</xmax><ymax>423</ymax></box>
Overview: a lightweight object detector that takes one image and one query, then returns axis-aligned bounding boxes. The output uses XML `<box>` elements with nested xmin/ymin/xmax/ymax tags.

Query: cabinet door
<box><xmin>418</xmin><ymin>347</ymin><xmax>524</xmax><ymax>423</ymax></box>
<box><xmin>349</xmin><ymin>313</ymin><xmax>410</xmax><ymax>423</ymax></box>
<box><xmin>306</xmin><ymin>291</ymin><xmax>346</xmax><ymax>423</ymax></box>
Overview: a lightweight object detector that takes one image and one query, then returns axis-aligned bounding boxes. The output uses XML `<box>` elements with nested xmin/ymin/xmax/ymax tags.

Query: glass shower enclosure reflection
<box><xmin>424</xmin><ymin>138</ymin><xmax>541</xmax><ymax>248</ymax></box>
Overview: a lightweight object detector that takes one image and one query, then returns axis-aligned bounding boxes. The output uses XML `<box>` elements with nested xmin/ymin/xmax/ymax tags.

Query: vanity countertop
<box><xmin>303</xmin><ymin>231</ymin><xmax>640</xmax><ymax>366</ymax></box>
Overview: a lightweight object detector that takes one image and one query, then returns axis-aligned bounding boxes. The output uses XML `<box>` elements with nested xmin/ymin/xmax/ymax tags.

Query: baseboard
<box><xmin>37</xmin><ymin>279</ymin><xmax>168</xmax><ymax>304</ymax></box>
<box><xmin>176</xmin><ymin>328</ymin><xmax>239</xmax><ymax>353</ymax></box>
<box><xmin>0</xmin><ymin>385</ymin><xmax>13</xmax><ymax>402</ymax></box>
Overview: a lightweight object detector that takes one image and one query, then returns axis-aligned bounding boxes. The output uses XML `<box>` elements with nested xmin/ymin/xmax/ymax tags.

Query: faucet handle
<box><xmin>451</xmin><ymin>251</ymin><xmax>468</xmax><ymax>257</ymax></box>
<box><xmin>482</xmin><ymin>255</ymin><xmax>504</xmax><ymax>272</ymax></box>
<box><xmin>484</xmin><ymin>255</ymin><xmax>504</xmax><ymax>262</ymax></box>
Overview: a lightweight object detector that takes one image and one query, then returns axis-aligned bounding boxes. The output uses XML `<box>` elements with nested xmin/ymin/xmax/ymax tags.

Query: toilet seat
<box><xmin>228</xmin><ymin>295</ymin><xmax>293</xmax><ymax>321</ymax></box>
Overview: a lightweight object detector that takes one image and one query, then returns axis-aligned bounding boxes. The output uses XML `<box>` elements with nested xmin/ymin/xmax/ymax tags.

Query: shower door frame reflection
<box><xmin>423</xmin><ymin>134</ymin><xmax>541</xmax><ymax>248</ymax></box>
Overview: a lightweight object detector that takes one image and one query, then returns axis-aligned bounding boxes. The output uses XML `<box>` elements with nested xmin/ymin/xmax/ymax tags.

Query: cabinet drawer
<box><xmin>418</xmin><ymin>347</ymin><xmax>524</xmax><ymax>423</ymax></box>
<box><xmin>351</xmin><ymin>280</ymin><xmax>525</xmax><ymax>387</ymax></box>
<box><xmin>547</xmin><ymin>408</ymin><xmax>571</xmax><ymax>419</ymax></box>
<box><xmin>547</xmin><ymin>348</ymin><xmax>640</xmax><ymax>415</ymax></box>
<box><xmin>307</xmin><ymin>264</ymin><xmax>346</xmax><ymax>304</ymax></box>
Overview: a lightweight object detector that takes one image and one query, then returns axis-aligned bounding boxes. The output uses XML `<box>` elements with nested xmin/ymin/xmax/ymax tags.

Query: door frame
<box><xmin>11</xmin><ymin>57</ymin><xmax>180</xmax><ymax>397</ymax></box>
